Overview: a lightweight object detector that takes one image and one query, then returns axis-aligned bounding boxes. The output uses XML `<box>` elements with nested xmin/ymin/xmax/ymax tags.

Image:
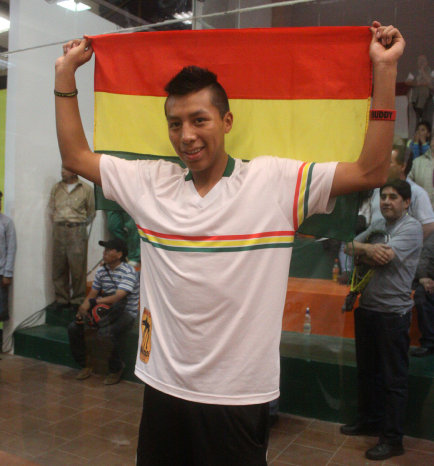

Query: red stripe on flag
<box><xmin>89</xmin><ymin>27</ymin><xmax>371</xmax><ymax>100</ymax></box>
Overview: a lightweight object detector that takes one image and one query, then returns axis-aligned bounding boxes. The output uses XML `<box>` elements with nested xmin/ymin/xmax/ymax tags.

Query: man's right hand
<box><xmin>55</xmin><ymin>38</ymin><xmax>93</xmax><ymax>75</ymax></box>
<box><xmin>77</xmin><ymin>302</ymin><xmax>90</xmax><ymax>318</ymax></box>
<box><xmin>55</xmin><ymin>36</ymin><xmax>102</xmax><ymax>187</ymax></box>
<box><xmin>365</xmin><ymin>243</ymin><xmax>394</xmax><ymax>266</ymax></box>
<box><xmin>420</xmin><ymin>278</ymin><xmax>434</xmax><ymax>294</ymax></box>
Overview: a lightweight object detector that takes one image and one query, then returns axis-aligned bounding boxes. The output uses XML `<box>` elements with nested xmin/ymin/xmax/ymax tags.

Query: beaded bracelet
<box><xmin>54</xmin><ymin>89</ymin><xmax>78</xmax><ymax>97</ymax></box>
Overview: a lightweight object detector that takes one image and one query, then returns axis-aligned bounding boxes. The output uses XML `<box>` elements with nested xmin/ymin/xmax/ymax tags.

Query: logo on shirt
<box><xmin>140</xmin><ymin>307</ymin><xmax>152</xmax><ymax>363</ymax></box>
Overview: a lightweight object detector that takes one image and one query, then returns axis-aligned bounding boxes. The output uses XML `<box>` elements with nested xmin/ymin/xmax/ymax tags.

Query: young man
<box><xmin>68</xmin><ymin>238</ymin><xmax>139</xmax><ymax>385</ymax></box>
<box><xmin>55</xmin><ymin>23</ymin><xmax>404</xmax><ymax>464</ymax></box>
<box><xmin>342</xmin><ymin>180</ymin><xmax>423</xmax><ymax>460</ymax></box>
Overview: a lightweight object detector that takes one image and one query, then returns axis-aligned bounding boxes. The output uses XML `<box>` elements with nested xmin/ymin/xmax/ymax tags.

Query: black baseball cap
<box><xmin>98</xmin><ymin>239</ymin><xmax>128</xmax><ymax>259</ymax></box>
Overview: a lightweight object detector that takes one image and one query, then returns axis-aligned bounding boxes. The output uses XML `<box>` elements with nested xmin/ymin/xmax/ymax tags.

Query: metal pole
<box><xmin>1</xmin><ymin>0</ymin><xmax>316</xmax><ymax>57</ymax></box>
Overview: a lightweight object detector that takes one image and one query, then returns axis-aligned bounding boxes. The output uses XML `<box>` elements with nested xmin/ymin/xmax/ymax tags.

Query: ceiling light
<box><xmin>57</xmin><ymin>1</ymin><xmax>91</xmax><ymax>12</ymax></box>
<box><xmin>0</xmin><ymin>17</ymin><xmax>10</xmax><ymax>33</ymax></box>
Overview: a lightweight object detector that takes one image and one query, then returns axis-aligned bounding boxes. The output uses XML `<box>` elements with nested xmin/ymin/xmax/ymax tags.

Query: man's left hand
<box><xmin>2</xmin><ymin>277</ymin><xmax>11</xmax><ymax>287</ymax></box>
<box><xmin>369</xmin><ymin>21</ymin><xmax>405</xmax><ymax>67</ymax></box>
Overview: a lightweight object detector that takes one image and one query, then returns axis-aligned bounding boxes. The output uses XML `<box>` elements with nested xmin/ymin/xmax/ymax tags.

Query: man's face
<box><xmin>103</xmin><ymin>248</ymin><xmax>122</xmax><ymax>265</ymax></box>
<box><xmin>61</xmin><ymin>167</ymin><xmax>76</xmax><ymax>183</ymax></box>
<box><xmin>417</xmin><ymin>55</ymin><xmax>428</xmax><ymax>69</ymax></box>
<box><xmin>417</xmin><ymin>124</ymin><xmax>429</xmax><ymax>141</ymax></box>
<box><xmin>165</xmin><ymin>88</ymin><xmax>233</xmax><ymax>177</ymax></box>
<box><xmin>380</xmin><ymin>186</ymin><xmax>410</xmax><ymax>223</ymax></box>
<box><xmin>388</xmin><ymin>150</ymin><xmax>405</xmax><ymax>180</ymax></box>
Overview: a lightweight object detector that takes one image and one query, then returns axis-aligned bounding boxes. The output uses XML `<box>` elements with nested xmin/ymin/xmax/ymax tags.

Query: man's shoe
<box><xmin>104</xmin><ymin>363</ymin><xmax>125</xmax><ymax>385</ymax></box>
<box><xmin>365</xmin><ymin>442</ymin><xmax>404</xmax><ymax>461</ymax></box>
<box><xmin>76</xmin><ymin>367</ymin><xmax>93</xmax><ymax>380</ymax></box>
<box><xmin>410</xmin><ymin>347</ymin><xmax>434</xmax><ymax>357</ymax></box>
<box><xmin>340</xmin><ymin>422</ymin><xmax>380</xmax><ymax>436</ymax></box>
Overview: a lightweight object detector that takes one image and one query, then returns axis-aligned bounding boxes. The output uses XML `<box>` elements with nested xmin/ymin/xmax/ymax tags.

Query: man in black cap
<box><xmin>67</xmin><ymin>238</ymin><xmax>139</xmax><ymax>384</ymax></box>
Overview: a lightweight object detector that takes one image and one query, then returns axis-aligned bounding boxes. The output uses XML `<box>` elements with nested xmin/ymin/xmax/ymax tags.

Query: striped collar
<box><xmin>185</xmin><ymin>155</ymin><xmax>235</xmax><ymax>181</ymax></box>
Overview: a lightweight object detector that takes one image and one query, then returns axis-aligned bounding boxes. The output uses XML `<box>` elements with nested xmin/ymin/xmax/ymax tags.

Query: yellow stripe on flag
<box><xmin>94</xmin><ymin>93</ymin><xmax>370</xmax><ymax>162</ymax></box>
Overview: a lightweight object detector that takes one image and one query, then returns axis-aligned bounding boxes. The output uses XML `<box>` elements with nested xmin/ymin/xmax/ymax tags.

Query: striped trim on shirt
<box><xmin>293</xmin><ymin>162</ymin><xmax>315</xmax><ymax>231</ymax></box>
<box><xmin>135</xmin><ymin>162</ymin><xmax>315</xmax><ymax>254</ymax></box>
<box><xmin>136</xmin><ymin>227</ymin><xmax>295</xmax><ymax>253</ymax></box>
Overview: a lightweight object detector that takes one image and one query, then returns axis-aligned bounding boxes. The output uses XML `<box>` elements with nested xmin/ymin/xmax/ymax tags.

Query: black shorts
<box><xmin>136</xmin><ymin>385</ymin><xmax>270</xmax><ymax>466</ymax></box>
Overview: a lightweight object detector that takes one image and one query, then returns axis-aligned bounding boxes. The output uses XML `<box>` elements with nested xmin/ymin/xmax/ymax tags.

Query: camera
<box><xmin>342</xmin><ymin>291</ymin><xmax>358</xmax><ymax>312</ymax></box>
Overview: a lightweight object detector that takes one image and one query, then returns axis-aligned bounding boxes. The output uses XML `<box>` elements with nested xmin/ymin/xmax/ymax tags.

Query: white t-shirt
<box><xmin>101</xmin><ymin>154</ymin><xmax>337</xmax><ymax>405</ymax></box>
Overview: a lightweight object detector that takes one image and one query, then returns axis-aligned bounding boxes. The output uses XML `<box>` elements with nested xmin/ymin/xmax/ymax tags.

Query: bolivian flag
<box><xmin>90</xmin><ymin>27</ymin><xmax>372</xmax><ymax>240</ymax></box>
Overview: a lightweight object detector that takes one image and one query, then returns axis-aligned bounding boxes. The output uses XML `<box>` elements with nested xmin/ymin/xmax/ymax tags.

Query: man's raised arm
<box><xmin>330</xmin><ymin>22</ymin><xmax>405</xmax><ymax>198</ymax></box>
<box><xmin>55</xmin><ymin>39</ymin><xmax>101</xmax><ymax>186</ymax></box>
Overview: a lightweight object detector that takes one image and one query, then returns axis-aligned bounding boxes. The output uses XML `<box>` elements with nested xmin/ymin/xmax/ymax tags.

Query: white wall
<box><xmin>2</xmin><ymin>0</ymin><xmax>116</xmax><ymax>349</ymax></box>
<box><xmin>1</xmin><ymin>1</ymin><xmax>273</xmax><ymax>350</ymax></box>
<box><xmin>198</xmin><ymin>0</ymin><xmax>272</xmax><ymax>29</ymax></box>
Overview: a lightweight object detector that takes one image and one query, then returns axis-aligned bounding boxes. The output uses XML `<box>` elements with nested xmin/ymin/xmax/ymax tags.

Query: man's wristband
<box><xmin>54</xmin><ymin>89</ymin><xmax>78</xmax><ymax>98</ymax></box>
<box><xmin>369</xmin><ymin>109</ymin><xmax>396</xmax><ymax>121</ymax></box>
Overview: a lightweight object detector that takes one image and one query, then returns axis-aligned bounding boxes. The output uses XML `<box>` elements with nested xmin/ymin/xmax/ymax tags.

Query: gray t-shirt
<box><xmin>355</xmin><ymin>213</ymin><xmax>423</xmax><ymax>314</ymax></box>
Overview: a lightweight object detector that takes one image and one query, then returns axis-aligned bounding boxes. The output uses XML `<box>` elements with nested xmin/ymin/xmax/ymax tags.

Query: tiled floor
<box><xmin>0</xmin><ymin>354</ymin><xmax>433</xmax><ymax>465</ymax></box>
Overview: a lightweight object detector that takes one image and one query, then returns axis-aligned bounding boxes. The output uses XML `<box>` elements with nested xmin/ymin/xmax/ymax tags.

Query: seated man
<box><xmin>411</xmin><ymin>231</ymin><xmax>434</xmax><ymax>357</ymax></box>
<box><xmin>68</xmin><ymin>238</ymin><xmax>139</xmax><ymax>385</ymax></box>
<box><xmin>342</xmin><ymin>180</ymin><xmax>423</xmax><ymax>461</ymax></box>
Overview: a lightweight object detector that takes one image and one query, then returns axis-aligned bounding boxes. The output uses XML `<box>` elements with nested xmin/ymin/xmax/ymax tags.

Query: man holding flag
<box><xmin>55</xmin><ymin>22</ymin><xmax>404</xmax><ymax>465</ymax></box>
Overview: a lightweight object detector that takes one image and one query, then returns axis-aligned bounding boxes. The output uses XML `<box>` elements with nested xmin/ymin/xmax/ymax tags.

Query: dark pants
<box><xmin>137</xmin><ymin>385</ymin><xmax>270</xmax><ymax>466</ymax></box>
<box><xmin>414</xmin><ymin>284</ymin><xmax>434</xmax><ymax>349</ymax></box>
<box><xmin>52</xmin><ymin>223</ymin><xmax>88</xmax><ymax>305</ymax></box>
<box><xmin>0</xmin><ymin>279</ymin><xmax>9</xmax><ymax>322</ymax></box>
<box><xmin>354</xmin><ymin>307</ymin><xmax>411</xmax><ymax>445</ymax></box>
<box><xmin>68</xmin><ymin>312</ymin><xmax>134</xmax><ymax>373</ymax></box>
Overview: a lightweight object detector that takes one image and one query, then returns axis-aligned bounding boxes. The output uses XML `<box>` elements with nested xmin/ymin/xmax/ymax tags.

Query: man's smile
<box><xmin>182</xmin><ymin>146</ymin><xmax>205</xmax><ymax>160</ymax></box>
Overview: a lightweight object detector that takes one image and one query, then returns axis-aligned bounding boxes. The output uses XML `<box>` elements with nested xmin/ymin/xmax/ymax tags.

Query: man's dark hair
<box><xmin>392</xmin><ymin>144</ymin><xmax>406</xmax><ymax>165</ymax></box>
<box><xmin>380</xmin><ymin>179</ymin><xmax>411</xmax><ymax>201</ymax></box>
<box><xmin>164</xmin><ymin>66</ymin><xmax>230</xmax><ymax>118</ymax></box>
<box><xmin>98</xmin><ymin>239</ymin><xmax>128</xmax><ymax>262</ymax></box>
<box><xmin>392</xmin><ymin>144</ymin><xmax>413</xmax><ymax>176</ymax></box>
<box><xmin>416</xmin><ymin>120</ymin><xmax>432</xmax><ymax>138</ymax></box>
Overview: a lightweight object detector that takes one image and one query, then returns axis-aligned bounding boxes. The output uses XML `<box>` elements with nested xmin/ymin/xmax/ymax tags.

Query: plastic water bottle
<box><xmin>332</xmin><ymin>258</ymin><xmax>339</xmax><ymax>282</ymax></box>
<box><xmin>303</xmin><ymin>307</ymin><xmax>311</xmax><ymax>335</ymax></box>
